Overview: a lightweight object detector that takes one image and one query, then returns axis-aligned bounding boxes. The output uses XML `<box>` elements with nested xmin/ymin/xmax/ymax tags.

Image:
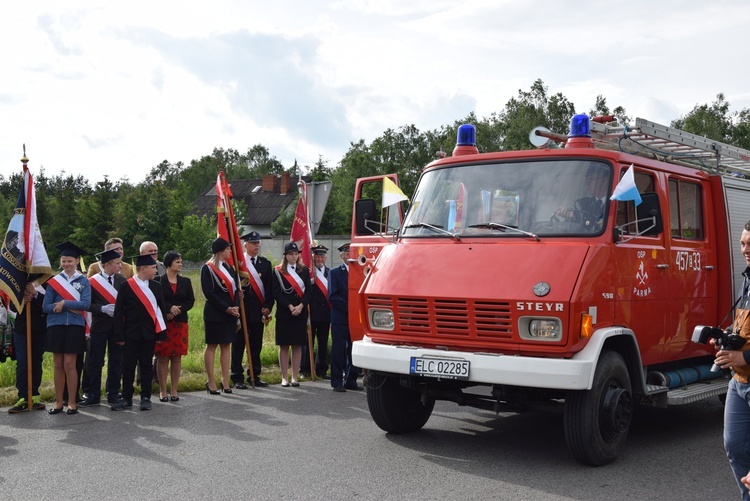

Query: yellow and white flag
<box><xmin>382</xmin><ymin>177</ymin><xmax>408</xmax><ymax>208</ymax></box>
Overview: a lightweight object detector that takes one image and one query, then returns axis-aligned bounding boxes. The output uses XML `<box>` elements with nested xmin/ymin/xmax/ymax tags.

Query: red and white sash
<box><xmin>206</xmin><ymin>262</ymin><xmax>236</xmax><ymax>302</ymax></box>
<box><xmin>126</xmin><ymin>277</ymin><xmax>167</xmax><ymax>333</ymax></box>
<box><xmin>47</xmin><ymin>273</ymin><xmax>90</xmax><ymax>333</ymax></box>
<box><xmin>314</xmin><ymin>266</ymin><xmax>331</xmax><ymax>308</ymax></box>
<box><xmin>245</xmin><ymin>254</ymin><xmax>265</xmax><ymax>303</ymax></box>
<box><xmin>276</xmin><ymin>265</ymin><xmax>305</xmax><ymax>298</ymax></box>
<box><xmin>89</xmin><ymin>274</ymin><xmax>118</xmax><ymax>304</ymax></box>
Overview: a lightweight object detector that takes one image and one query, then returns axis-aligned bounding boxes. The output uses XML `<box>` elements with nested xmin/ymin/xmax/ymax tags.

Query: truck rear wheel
<box><xmin>366</xmin><ymin>373</ymin><xmax>435</xmax><ymax>434</ymax></box>
<box><xmin>564</xmin><ymin>350</ymin><xmax>632</xmax><ymax>466</ymax></box>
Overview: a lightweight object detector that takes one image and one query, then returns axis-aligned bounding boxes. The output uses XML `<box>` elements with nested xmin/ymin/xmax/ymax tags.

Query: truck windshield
<box><xmin>401</xmin><ymin>159</ymin><xmax>612</xmax><ymax>237</ymax></box>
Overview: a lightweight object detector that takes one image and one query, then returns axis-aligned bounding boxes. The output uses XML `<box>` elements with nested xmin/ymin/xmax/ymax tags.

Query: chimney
<box><xmin>262</xmin><ymin>174</ymin><xmax>277</xmax><ymax>192</ymax></box>
<box><xmin>280</xmin><ymin>172</ymin><xmax>291</xmax><ymax>195</ymax></box>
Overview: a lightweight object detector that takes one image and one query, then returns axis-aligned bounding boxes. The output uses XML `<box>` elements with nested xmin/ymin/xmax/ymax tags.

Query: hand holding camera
<box><xmin>692</xmin><ymin>325</ymin><xmax>747</xmax><ymax>372</ymax></box>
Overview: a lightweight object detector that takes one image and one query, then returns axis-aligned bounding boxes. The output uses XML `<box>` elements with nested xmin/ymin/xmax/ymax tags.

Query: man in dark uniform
<box><xmin>301</xmin><ymin>244</ymin><xmax>331</xmax><ymax>379</ymax></box>
<box><xmin>7</xmin><ymin>282</ymin><xmax>47</xmax><ymax>413</ymax></box>
<box><xmin>329</xmin><ymin>243</ymin><xmax>362</xmax><ymax>392</ymax></box>
<box><xmin>231</xmin><ymin>231</ymin><xmax>274</xmax><ymax>388</ymax></box>
<box><xmin>111</xmin><ymin>254</ymin><xmax>167</xmax><ymax>411</ymax></box>
<box><xmin>80</xmin><ymin>248</ymin><xmax>126</xmax><ymax>406</ymax></box>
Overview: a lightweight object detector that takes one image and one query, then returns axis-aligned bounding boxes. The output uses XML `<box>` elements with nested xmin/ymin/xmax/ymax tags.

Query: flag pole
<box><xmin>22</xmin><ymin>149</ymin><xmax>33</xmax><ymax>411</ymax></box>
<box><xmin>221</xmin><ymin>172</ymin><xmax>256</xmax><ymax>387</ymax></box>
<box><xmin>219</xmin><ymin>172</ymin><xmax>256</xmax><ymax>388</ymax></box>
<box><xmin>299</xmin><ymin>178</ymin><xmax>316</xmax><ymax>382</ymax></box>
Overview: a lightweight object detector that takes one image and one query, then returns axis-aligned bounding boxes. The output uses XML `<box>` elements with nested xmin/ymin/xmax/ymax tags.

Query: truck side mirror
<box><xmin>355</xmin><ymin>198</ymin><xmax>377</xmax><ymax>235</ymax></box>
<box><xmin>636</xmin><ymin>192</ymin><xmax>662</xmax><ymax>236</ymax></box>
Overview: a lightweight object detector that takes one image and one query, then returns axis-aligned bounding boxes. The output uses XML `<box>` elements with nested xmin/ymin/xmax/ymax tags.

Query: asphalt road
<box><xmin>0</xmin><ymin>380</ymin><xmax>739</xmax><ymax>500</ymax></box>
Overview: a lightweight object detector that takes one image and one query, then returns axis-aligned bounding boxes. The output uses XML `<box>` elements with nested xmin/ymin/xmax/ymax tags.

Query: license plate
<box><xmin>410</xmin><ymin>357</ymin><xmax>470</xmax><ymax>380</ymax></box>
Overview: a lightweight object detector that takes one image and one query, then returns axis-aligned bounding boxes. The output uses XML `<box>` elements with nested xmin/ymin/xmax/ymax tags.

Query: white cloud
<box><xmin>1</xmin><ymin>1</ymin><xmax>749</xmax><ymax>184</ymax></box>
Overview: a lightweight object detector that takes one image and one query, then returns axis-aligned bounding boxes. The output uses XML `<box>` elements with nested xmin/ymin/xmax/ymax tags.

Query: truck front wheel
<box><xmin>564</xmin><ymin>350</ymin><xmax>633</xmax><ymax>466</ymax></box>
<box><xmin>366</xmin><ymin>373</ymin><xmax>435</xmax><ymax>434</ymax></box>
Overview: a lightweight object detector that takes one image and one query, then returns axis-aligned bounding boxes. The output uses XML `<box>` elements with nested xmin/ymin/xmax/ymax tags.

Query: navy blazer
<box><xmin>272</xmin><ymin>265</ymin><xmax>311</xmax><ymax>322</ymax></box>
<box><xmin>160</xmin><ymin>274</ymin><xmax>195</xmax><ymax>323</ymax></box>
<box><xmin>309</xmin><ymin>266</ymin><xmax>331</xmax><ymax>323</ymax></box>
<box><xmin>242</xmin><ymin>255</ymin><xmax>274</xmax><ymax>323</ymax></box>
<box><xmin>113</xmin><ymin>278</ymin><xmax>168</xmax><ymax>342</ymax></box>
<box><xmin>89</xmin><ymin>272</ymin><xmax>127</xmax><ymax>333</ymax></box>
<box><xmin>328</xmin><ymin>264</ymin><xmax>349</xmax><ymax>325</ymax></box>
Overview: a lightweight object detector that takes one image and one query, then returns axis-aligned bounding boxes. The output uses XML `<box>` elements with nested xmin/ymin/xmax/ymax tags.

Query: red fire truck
<box><xmin>348</xmin><ymin>115</ymin><xmax>750</xmax><ymax>465</ymax></box>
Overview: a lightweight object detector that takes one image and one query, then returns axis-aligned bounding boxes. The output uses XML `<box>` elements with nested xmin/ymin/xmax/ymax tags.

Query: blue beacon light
<box><xmin>569</xmin><ymin>114</ymin><xmax>591</xmax><ymax>137</ymax></box>
<box><xmin>456</xmin><ymin>124</ymin><xmax>476</xmax><ymax>146</ymax></box>
<box><xmin>452</xmin><ymin>124</ymin><xmax>479</xmax><ymax>156</ymax></box>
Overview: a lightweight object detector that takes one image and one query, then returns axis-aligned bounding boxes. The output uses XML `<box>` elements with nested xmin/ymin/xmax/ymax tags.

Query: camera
<box><xmin>692</xmin><ymin>325</ymin><xmax>747</xmax><ymax>372</ymax></box>
<box><xmin>0</xmin><ymin>324</ymin><xmax>14</xmax><ymax>363</ymax></box>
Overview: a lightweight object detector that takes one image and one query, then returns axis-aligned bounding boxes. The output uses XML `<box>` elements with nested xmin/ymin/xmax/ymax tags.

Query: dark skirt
<box><xmin>205</xmin><ymin>318</ymin><xmax>237</xmax><ymax>345</ymax></box>
<box><xmin>45</xmin><ymin>325</ymin><xmax>86</xmax><ymax>354</ymax></box>
<box><xmin>275</xmin><ymin>317</ymin><xmax>308</xmax><ymax>346</ymax></box>
<box><xmin>155</xmin><ymin>321</ymin><xmax>189</xmax><ymax>357</ymax></box>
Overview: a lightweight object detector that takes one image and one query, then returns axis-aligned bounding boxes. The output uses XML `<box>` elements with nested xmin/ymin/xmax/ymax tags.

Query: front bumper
<box><xmin>352</xmin><ymin>335</ymin><xmax>603</xmax><ymax>390</ymax></box>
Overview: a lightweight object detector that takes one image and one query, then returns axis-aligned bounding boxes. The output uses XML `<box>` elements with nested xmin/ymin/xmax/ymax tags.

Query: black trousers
<box><xmin>121</xmin><ymin>338</ymin><xmax>156</xmax><ymax>400</ymax></box>
<box><xmin>330</xmin><ymin>323</ymin><xmax>359</xmax><ymax>389</ymax></box>
<box><xmin>231</xmin><ymin>321</ymin><xmax>264</xmax><ymax>383</ymax></box>
<box><xmin>81</xmin><ymin>329</ymin><xmax>123</xmax><ymax>399</ymax></box>
<box><xmin>12</xmin><ymin>329</ymin><xmax>46</xmax><ymax>398</ymax></box>
<box><xmin>301</xmin><ymin>321</ymin><xmax>330</xmax><ymax>375</ymax></box>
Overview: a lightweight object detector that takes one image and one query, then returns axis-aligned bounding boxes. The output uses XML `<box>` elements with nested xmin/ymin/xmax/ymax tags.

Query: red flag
<box><xmin>290</xmin><ymin>180</ymin><xmax>312</xmax><ymax>269</ymax></box>
<box><xmin>215</xmin><ymin>172</ymin><xmax>250</xmax><ymax>284</ymax></box>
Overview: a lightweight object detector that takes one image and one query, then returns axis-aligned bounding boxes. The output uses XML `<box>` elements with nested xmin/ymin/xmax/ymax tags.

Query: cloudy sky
<box><xmin>2</xmin><ymin>1</ymin><xmax>749</xmax><ymax>185</ymax></box>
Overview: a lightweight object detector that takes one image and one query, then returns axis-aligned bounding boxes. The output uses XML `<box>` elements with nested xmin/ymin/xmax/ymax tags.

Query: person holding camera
<box><xmin>717</xmin><ymin>221</ymin><xmax>750</xmax><ymax>499</ymax></box>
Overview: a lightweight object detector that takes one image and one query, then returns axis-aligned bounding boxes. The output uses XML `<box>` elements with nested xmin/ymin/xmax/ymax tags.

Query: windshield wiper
<box><xmin>403</xmin><ymin>222</ymin><xmax>460</xmax><ymax>241</ymax></box>
<box><xmin>468</xmin><ymin>222</ymin><xmax>540</xmax><ymax>241</ymax></box>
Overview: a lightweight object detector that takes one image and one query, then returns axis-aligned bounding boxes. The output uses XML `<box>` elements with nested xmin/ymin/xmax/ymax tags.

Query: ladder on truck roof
<box><xmin>587</xmin><ymin>118</ymin><xmax>750</xmax><ymax>176</ymax></box>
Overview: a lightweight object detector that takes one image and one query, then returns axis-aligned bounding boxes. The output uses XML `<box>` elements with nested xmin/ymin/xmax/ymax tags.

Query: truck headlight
<box><xmin>369</xmin><ymin>309</ymin><xmax>395</xmax><ymax>331</ymax></box>
<box><xmin>518</xmin><ymin>317</ymin><xmax>562</xmax><ymax>341</ymax></box>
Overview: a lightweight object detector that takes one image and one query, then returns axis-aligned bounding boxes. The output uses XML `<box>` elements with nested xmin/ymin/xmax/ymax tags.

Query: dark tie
<box><xmin>107</xmin><ymin>275</ymin><xmax>113</xmax><ymax>285</ymax></box>
<box><xmin>251</xmin><ymin>257</ymin><xmax>256</xmax><ymax>266</ymax></box>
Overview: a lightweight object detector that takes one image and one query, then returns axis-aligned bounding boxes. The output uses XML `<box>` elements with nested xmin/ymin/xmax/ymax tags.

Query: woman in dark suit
<box><xmin>156</xmin><ymin>250</ymin><xmax>195</xmax><ymax>401</ymax></box>
<box><xmin>272</xmin><ymin>242</ymin><xmax>311</xmax><ymax>387</ymax></box>
<box><xmin>201</xmin><ymin>238</ymin><xmax>241</xmax><ymax>394</ymax></box>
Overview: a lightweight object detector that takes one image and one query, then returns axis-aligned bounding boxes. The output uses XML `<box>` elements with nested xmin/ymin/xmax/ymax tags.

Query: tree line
<box><xmin>1</xmin><ymin>79</ymin><xmax>747</xmax><ymax>263</ymax></box>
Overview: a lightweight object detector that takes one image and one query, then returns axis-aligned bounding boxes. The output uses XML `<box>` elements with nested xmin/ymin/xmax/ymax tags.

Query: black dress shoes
<box><xmin>254</xmin><ymin>379</ymin><xmax>269</xmax><ymax>387</ymax></box>
<box><xmin>234</xmin><ymin>382</ymin><xmax>248</xmax><ymax>390</ymax></box>
<box><xmin>333</xmin><ymin>386</ymin><xmax>346</xmax><ymax>393</ymax></box>
<box><xmin>49</xmin><ymin>407</ymin><xmax>64</xmax><ymax>414</ymax></box>
<box><xmin>111</xmin><ymin>399</ymin><xmax>133</xmax><ymax>411</ymax></box>
<box><xmin>140</xmin><ymin>398</ymin><xmax>152</xmax><ymax>411</ymax></box>
<box><xmin>205</xmin><ymin>383</ymin><xmax>220</xmax><ymax>395</ymax></box>
<box><xmin>66</xmin><ymin>408</ymin><xmax>78</xmax><ymax>415</ymax></box>
<box><xmin>79</xmin><ymin>397</ymin><xmax>100</xmax><ymax>407</ymax></box>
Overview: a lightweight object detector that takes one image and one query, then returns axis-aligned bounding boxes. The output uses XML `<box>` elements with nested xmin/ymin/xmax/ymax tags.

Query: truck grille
<box><xmin>366</xmin><ymin>295</ymin><xmax>513</xmax><ymax>340</ymax></box>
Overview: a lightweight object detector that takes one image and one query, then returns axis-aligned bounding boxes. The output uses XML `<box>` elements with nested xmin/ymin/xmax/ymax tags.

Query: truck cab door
<box><xmin>612</xmin><ymin>167</ymin><xmax>668</xmax><ymax>365</ymax></box>
<box><xmin>349</xmin><ymin>175</ymin><xmax>405</xmax><ymax>341</ymax></box>
<box><xmin>664</xmin><ymin>176</ymin><xmax>717</xmax><ymax>359</ymax></box>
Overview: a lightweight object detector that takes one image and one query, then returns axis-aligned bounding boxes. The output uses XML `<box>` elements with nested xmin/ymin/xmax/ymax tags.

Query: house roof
<box><xmin>193</xmin><ymin>176</ymin><xmax>305</xmax><ymax>225</ymax></box>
